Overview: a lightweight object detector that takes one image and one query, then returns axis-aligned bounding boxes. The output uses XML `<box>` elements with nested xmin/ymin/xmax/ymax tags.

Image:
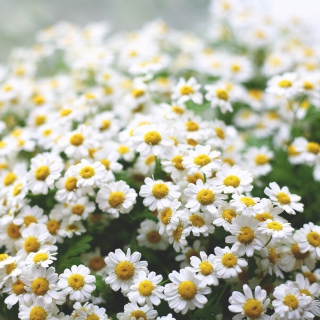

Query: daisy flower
<box><xmin>183</xmin><ymin>145</ymin><xmax>221</xmax><ymax>176</ymax></box>
<box><xmin>167</xmin><ymin>219</ymin><xmax>190</xmax><ymax>252</ymax></box>
<box><xmin>230</xmin><ymin>194</ymin><xmax>262</xmax><ymax>216</ymax></box>
<box><xmin>257</xmin><ymin>219</ymin><xmax>294</xmax><ymax>240</ymax></box>
<box><xmin>13</xmin><ymin>205</ymin><xmax>47</xmax><ymax>229</ymax></box>
<box><xmin>204</xmin><ymin>83</ymin><xmax>233</xmax><ymax>113</ymax></box>
<box><xmin>171</xmin><ymin>77</ymin><xmax>203</xmax><ymax>105</ymax></box>
<box><xmin>70</xmin><ymin>159</ymin><xmax>107</xmax><ymax>188</ymax></box>
<box><xmin>253</xmin><ymin>198</ymin><xmax>284</xmax><ymax>223</ymax></box>
<box><xmin>175</xmin><ymin>240</ymin><xmax>204</xmax><ymax>268</ymax></box>
<box><xmin>184</xmin><ymin>179</ymin><xmax>227</xmax><ymax>215</ymax></box>
<box><xmin>96</xmin><ymin>180</ymin><xmax>137</xmax><ymax>218</ymax></box>
<box><xmin>58</xmin><ymin>218</ymin><xmax>86</xmax><ymax>238</ymax></box>
<box><xmin>185</xmin><ymin>209</ymin><xmax>215</xmax><ymax>237</ymax></box>
<box><xmin>266</xmin><ymin>72</ymin><xmax>300</xmax><ymax>99</ymax></box>
<box><xmin>260</xmin><ymin>244</ymin><xmax>284</xmax><ymax>279</ymax></box>
<box><xmin>63</xmin><ymin>196</ymin><xmax>95</xmax><ymax>222</ymax></box>
<box><xmin>18</xmin><ymin>296</ymin><xmax>57</xmax><ymax>320</ymax></box>
<box><xmin>161</xmin><ymin>147</ymin><xmax>188</xmax><ymax>181</ymax></box>
<box><xmin>226</xmin><ymin>215</ymin><xmax>265</xmax><ymax>257</ymax></box>
<box><xmin>188</xmin><ymin>251</ymin><xmax>219</xmax><ymax>287</ymax></box>
<box><xmin>128</xmin><ymin>271</ymin><xmax>164</xmax><ymax>306</ymax></box>
<box><xmin>74</xmin><ymin>303</ymin><xmax>109</xmax><ymax>320</ymax></box>
<box><xmin>212</xmin><ymin>165</ymin><xmax>253</xmax><ymax>194</ymax></box>
<box><xmin>228</xmin><ymin>284</ymin><xmax>270</xmax><ymax>320</ymax></box>
<box><xmin>157</xmin><ymin>199</ymin><xmax>183</xmax><ymax>235</ymax></box>
<box><xmin>25</xmin><ymin>249</ymin><xmax>57</xmax><ymax>268</ymax></box>
<box><xmin>139</xmin><ymin>177</ymin><xmax>181</xmax><ymax>211</ymax></box>
<box><xmin>213</xmin><ymin>246</ymin><xmax>248</xmax><ymax>279</ymax></box>
<box><xmin>131</xmin><ymin>123</ymin><xmax>174</xmax><ymax>157</ymax></box>
<box><xmin>105</xmin><ymin>248</ymin><xmax>148</xmax><ymax>292</ymax></box>
<box><xmin>243</xmin><ymin>147</ymin><xmax>274</xmax><ymax>177</ymax></box>
<box><xmin>81</xmin><ymin>247</ymin><xmax>106</xmax><ymax>276</ymax></box>
<box><xmin>213</xmin><ymin>202</ymin><xmax>238</xmax><ymax>231</ymax></box>
<box><xmin>164</xmin><ymin>268</ymin><xmax>211</xmax><ymax>315</ymax></box>
<box><xmin>117</xmin><ymin>302</ymin><xmax>158</xmax><ymax>320</ymax></box>
<box><xmin>264</xmin><ymin>182</ymin><xmax>304</xmax><ymax>215</ymax></box>
<box><xmin>137</xmin><ymin>219</ymin><xmax>169</xmax><ymax>251</ymax></box>
<box><xmin>27</xmin><ymin>152</ymin><xmax>63</xmax><ymax>194</ymax></box>
<box><xmin>156</xmin><ymin>314</ymin><xmax>176</xmax><ymax>320</ymax></box>
<box><xmin>58</xmin><ymin>264</ymin><xmax>96</xmax><ymax>301</ymax></box>
<box><xmin>295</xmin><ymin>222</ymin><xmax>320</xmax><ymax>260</ymax></box>
<box><xmin>272</xmin><ymin>282</ymin><xmax>312</xmax><ymax>320</ymax></box>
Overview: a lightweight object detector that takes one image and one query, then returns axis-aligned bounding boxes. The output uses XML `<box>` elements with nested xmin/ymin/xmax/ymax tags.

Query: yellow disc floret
<box><xmin>276</xmin><ymin>192</ymin><xmax>291</xmax><ymax>205</ymax></box>
<box><xmin>307</xmin><ymin>231</ymin><xmax>320</xmax><ymax>247</ymax></box>
<box><xmin>221</xmin><ymin>253</ymin><xmax>237</xmax><ymax>268</ymax></box>
<box><xmin>216</xmin><ymin>89</ymin><xmax>229</xmax><ymax>101</ymax></box>
<box><xmin>193</xmin><ymin>154</ymin><xmax>211</xmax><ymax>167</ymax></box>
<box><xmin>68</xmin><ymin>274</ymin><xmax>85</xmax><ymax>290</ymax></box>
<box><xmin>147</xmin><ymin>231</ymin><xmax>161</xmax><ymax>243</ymax></box>
<box><xmin>69</xmin><ymin>133</ymin><xmax>84</xmax><ymax>146</ymax></box>
<box><xmin>79</xmin><ymin>166</ymin><xmax>95</xmax><ymax>179</ymax></box>
<box><xmin>189</xmin><ymin>214</ymin><xmax>205</xmax><ymax>227</ymax></box>
<box><xmin>160</xmin><ymin>208</ymin><xmax>172</xmax><ymax>225</ymax></box>
<box><xmin>34</xmin><ymin>166</ymin><xmax>50</xmax><ymax>181</ymax></box>
<box><xmin>223</xmin><ymin>175</ymin><xmax>240</xmax><ymax>188</ymax></box>
<box><xmin>243</xmin><ymin>299</ymin><xmax>263</xmax><ymax>319</ymax></box>
<box><xmin>222</xmin><ymin>209</ymin><xmax>237</xmax><ymax>223</ymax></box>
<box><xmin>254</xmin><ymin>154</ymin><xmax>269</xmax><ymax>165</ymax></box>
<box><xmin>144</xmin><ymin>131</ymin><xmax>162</xmax><ymax>145</ymax></box>
<box><xmin>31</xmin><ymin>277</ymin><xmax>50</xmax><ymax>296</ymax></box>
<box><xmin>115</xmin><ymin>261</ymin><xmax>135</xmax><ymax>280</ymax></box>
<box><xmin>283</xmin><ymin>294</ymin><xmax>299</xmax><ymax>310</ymax></box>
<box><xmin>33</xmin><ymin>252</ymin><xmax>49</xmax><ymax>263</ymax></box>
<box><xmin>3</xmin><ymin>172</ymin><xmax>17</xmax><ymax>186</ymax></box>
<box><xmin>180</xmin><ymin>86</ymin><xmax>194</xmax><ymax>95</ymax></box>
<box><xmin>24</xmin><ymin>236</ymin><xmax>40</xmax><ymax>253</ymax></box>
<box><xmin>152</xmin><ymin>183</ymin><xmax>169</xmax><ymax>199</ymax></box>
<box><xmin>65</xmin><ymin>177</ymin><xmax>78</xmax><ymax>191</ymax></box>
<box><xmin>196</xmin><ymin>189</ymin><xmax>215</xmax><ymax>205</ymax></box>
<box><xmin>138</xmin><ymin>280</ymin><xmax>155</xmax><ymax>296</ymax></box>
<box><xmin>240</xmin><ymin>197</ymin><xmax>255</xmax><ymax>207</ymax></box>
<box><xmin>237</xmin><ymin>227</ymin><xmax>255</xmax><ymax>244</ymax></box>
<box><xmin>130</xmin><ymin>310</ymin><xmax>147</xmax><ymax>320</ymax></box>
<box><xmin>199</xmin><ymin>261</ymin><xmax>213</xmax><ymax>276</ymax></box>
<box><xmin>178</xmin><ymin>280</ymin><xmax>197</xmax><ymax>300</ymax></box>
<box><xmin>267</xmin><ymin>221</ymin><xmax>283</xmax><ymax>231</ymax></box>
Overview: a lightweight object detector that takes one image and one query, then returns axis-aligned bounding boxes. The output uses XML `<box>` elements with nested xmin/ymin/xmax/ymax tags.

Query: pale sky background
<box><xmin>0</xmin><ymin>0</ymin><xmax>320</xmax><ymax>61</ymax></box>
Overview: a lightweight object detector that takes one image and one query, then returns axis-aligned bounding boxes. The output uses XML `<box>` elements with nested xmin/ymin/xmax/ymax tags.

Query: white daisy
<box><xmin>257</xmin><ymin>219</ymin><xmax>294</xmax><ymax>240</ymax></box>
<box><xmin>117</xmin><ymin>302</ymin><xmax>158</xmax><ymax>320</ymax></box>
<box><xmin>264</xmin><ymin>182</ymin><xmax>304</xmax><ymax>215</ymax></box>
<box><xmin>58</xmin><ymin>264</ymin><xmax>96</xmax><ymax>302</ymax></box>
<box><xmin>18</xmin><ymin>296</ymin><xmax>57</xmax><ymax>320</ymax></box>
<box><xmin>185</xmin><ymin>209</ymin><xmax>215</xmax><ymax>237</ymax></box>
<box><xmin>63</xmin><ymin>196</ymin><xmax>95</xmax><ymax>222</ymax></box>
<box><xmin>25</xmin><ymin>250</ymin><xmax>57</xmax><ymax>269</ymax></box>
<box><xmin>81</xmin><ymin>247</ymin><xmax>106</xmax><ymax>277</ymax></box>
<box><xmin>175</xmin><ymin>240</ymin><xmax>204</xmax><ymax>269</ymax></box>
<box><xmin>96</xmin><ymin>180</ymin><xmax>137</xmax><ymax>218</ymax></box>
<box><xmin>13</xmin><ymin>205</ymin><xmax>48</xmax><ymax>229</ymax></box>
<box><xmin>228</xmin><ymin>284</ymin><xmax>270</xmax><ymax>320</ymax></box>
<box><xmin>139</xmin><ymin>177</ymin><xmax>181</xmax><ymax>211</ymax></box>
<box><xmin>171</xmin><ymin>77</ymin><xmax>203</xmax><ymax>105</ymax></box>
<box><xmin>75</xmin><ymin>303</ymin><xmax>109</xmax><ymax>320</ymax></box>
<box><xmin>213</xmin><ymin>202</ymin><xmax>238</xmax><ymax>232</ymax></box>
<box><xmin>167</xmin><ymin>219</ymin><xmax>190</xmax><ymax>253</ymax></box>
<box><xmin>104</xmin><ymin>248</ymin><xmax>148</xmax><ymax>292</ymax></box>
<box><xmin>157</xmin><ymin>199</ymin><xmax>183</xmax><ymax>235</ymax></box>
<box><xmin>230</xmin><ymin>194</ymin><xmax>262</xmax><ymax>216</ymax></box>
<box><xmin>128</xmin><ymin>271</ymin><xmax>164</xmax><ymax>306</ymax></box>
<box><xmin>260</xmin><ymin>244</ymin><xmax>284</xmax><ymax>279</ymax></box>
<box><xmin>266</xmin><ymin>72</ymin><xmax>300</xmax><ymax>99</ymax></box>
<box><xmin>204</xmin><ymin>83</ymin><xmax>233</xmax><ymax>113</ymax></box>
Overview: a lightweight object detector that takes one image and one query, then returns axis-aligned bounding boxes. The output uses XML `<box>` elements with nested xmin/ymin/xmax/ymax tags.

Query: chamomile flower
<box><xmin>81</xmin><ymin>247</ymin><xmax>106</xmax><ymax>276</ymax></box>
<box><xmin>213</xmin><ymin>202</ymin><xmax>238</xmax><ymax>231</ymax></box>
<box><xmin>264</xmin><ymin>182</ymin><xmax>304</xmax><ymax>215</ymax></box>
<box><xmin>128</xmin><ymin>271</ymin><xmax>164</xmax><ymax>306</ymax></box>
<box><xmin>64</xmin><ymin>196</ymin><xmax>95</xmax><ymax>222</ymax></box>
<box><xmin>205</xmin><ymin>83</ymin><xmax>233</xmax><ymax>113</ymax></box>
<box><xmin>171</xmin><ymin>77</ymin><xmax>203</xmax><ymax>105</ymax></box>
<box><xmin>18</xmin><ymin>296</ymin><xmax>57</xmax><ymax>320</ymax></box>
<box><xmin>212</xmin><ymin>165</ymin><xmax>253</xmax><ymax>194</ymax></box>
<box><xmin>117</xmin><ymin>302</ymin><xmax>158</xmax><ymax>320</ymax></box>
<box><xmin>25</xmin><ymin>250</ymin><xmax>57</xmax><ymax>268</ymax></box>
<box><xmin>157</xmin><ymin>199</ymin><xmax>183</xmax><ymax>235</ymax></box>
<box><xmin>184</xmin><ymin>179</ymin><xmax>227</xmax><ymax>215</ymax></box>
<box><xmin>230</xmin><ymin>194</ymin><xmax>262</xmax><ymax>216</ymax></box>
<box><xmin>58</xmin><ymin>264</ymin><xmax>96</xmax><ymax>301</ymax></box>
<box><xmin>164</xmin><ymin>268</ymin><xmax>211</xmax><ymax>314</ymax></box>
<box><xmin>139</xmin><ymin>177</ymin><xmax>181</xmax><ymax>211</ymax></box>
<box><xmin>105</xmin><ymin>248</ymin><xmax>148</xmax><ymax>292</ymax></box>
<box><xmin>266</xmin><ymin>72</ymin><xmax>300</xmax><ymax>99</ymax></box>
<box><xmin>213</xmin><ymin>246</ymin><xmax>248</xmax><ymax>279</ymax></box>
<box><xmin>183</xmin><ymin>145</ymin><xmax>221</xmax><ymax>176</ymax></box>
<box><xmin>185</xmin><ymin>209</ymin><xmax>215</xmax><ymax>237</ymax></box>
<box><xmin>258</xmin><ymin>219</ymin><xmax>294</xmax><ymax>240</ymax></box>
<box><xmin>260</xmin><ymin>244</ymin><xmax>284</xmax><ymax>278</ymax></box>
<box><xmin>175</xmin><ymin>240</ymin><xmax>204</xmax><ymax>268</ymax></box>
<box><xmin>96</xmin><ymin>180</ymin><xmax>137</xmax><ymax>218</ymax></box>
<box><xmin>228</xmin><ymin>284</ymin><xmax>270</xmax><ymax>320</ymax></box>
<box><xmin>167</xmin><ymin>219</ymin><xmax>190</xmax><ymax>252</ymax></box>
<box><xmin>74</xmin><ymin>303</ymin><xmax>109</xmax><ymax>320</ymax></box>
<box><xmin>13</xmin><ymin>205</ymin><xmax>48</xmax><ymax>229</ymax></box>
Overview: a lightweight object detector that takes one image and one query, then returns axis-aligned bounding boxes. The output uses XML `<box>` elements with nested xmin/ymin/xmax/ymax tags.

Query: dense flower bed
<box><xmin>1</xmin><ymin>1</ymin><xmax>320</xmax><ymax>319</ymax></box>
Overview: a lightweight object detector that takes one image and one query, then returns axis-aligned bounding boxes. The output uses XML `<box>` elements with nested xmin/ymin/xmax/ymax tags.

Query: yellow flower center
<box><xmin>160</xmin><ymin>208</ymin><xmax>172</xmax><ymax>225</ymax></box>
<box><xmin>185</xmin><ymin>121</ymin><xmax>199</xmax><ymax>132</ymax></box>
<box><xmin>46</xmin><ymin>219</ymin><xmax>60</xmax><ymax>235</ymax></box>
<box><xmin>283</xmin><ymin>294</ymin><xmax>299</xmax><ymax>310</ymax></box>
<box><xmin>24</xmin><ymin>236</ymin><xmax>40</xmax><ymax>253</ymax></box>
<box><xmin>240</xmin><ymin>197</ymin><xmax>255</xmax><ymax>207</ymax></box>
<box><xmin>145</xmin><ymin>155</ymin><xmax>156</xmax><ymax>165</ymax></box>
<box><xmin>171</xmin><ymin>155</ymin><xmax>184</xmax><ymax>170</ymax></box>
<box><xmin>101</xmin><ymin>119</ymin><xmax>111</xmax><ymax>130</ymax></box>
<box><xmin>237</xmin><ymin>227</ymin><xmax>255</xmax><ymax>244</ymax></box>
<box><xmin>89</xmin><ymin>257</ymin><xmax>106</xmax><ymax>271</ymax></box>
<box><xmin>304</xmin><ymin>81</ymin><xmax>314</xmax><ymax>90</ymax></box>
<box><xmin>180</xmin><ymin>85</ymin><xmax>194</xmax><ymax>95</ymax></box>
<box><xmin>215</xmin><ymin>127</ymin><xmax>225</xmax><ymax>139</ymax></box>
<box><xmin>187</xmin><ymin>172</ymin><xmax>204</xmax><ymax>184</ymax></box>
<box><xmin>186</xmin><ymin>249</ymin><xmax>200</xmax><ymax>262</ymax></box>
<box><xmin>144</xmin><ymin>131</ymin><xmax>162</xmax><ymax>145</ymax></box>
<box><xmin>290</xmin><ymin>243</ymin><xmax>309</xmax><ymax>259</ymax></box>
<box><xmin>35</xmin><ymin>115</ymin><xmax>46</xmax><ymax>126</ymax></box>
<box><xmin>23</xmin><ymin>215</ymin><xmax>38</xmax><ymax>227</ymax></box>
<box><xmin>6</xmin><ymin>262</ymin><xmax>16</xmax><ymax>275</ymax></box>
<box><xmin>115</xmin><ymin>261</ymin><xmax>135</xmax><ymax>280</ymax></box>
<box><xmin>108</xmin><ymin>191</ymin><xmax>125</xmax><ymax>208</ymax></box>
<box><xmin>65</xmin><ymin>177</ymin><xmax>78</xmax><ymax>191</ymax></box>
<box><xmin>72</xmin><ymin>204</ymin><xmax>85</xmax><ymax>216</ymax></box>
<box><xmin>249</xmin><ymin>89</ymin><xmax>262</xmax><ymax>100</ymax></box>
<box><xmin>243</xmin><ymin>299</ymin><xmax>263</xmax><ymax>319</ymax></box>
<box><xmin>267</xmin><ymin>221</ymin><xmax>283</xmax><ymax>231</ymax></box>
<box><xmin>255</xmin><ymin>212</ymin><xmax>273</xmax><ymax>222</ymax></box>
<box><xmin>189</xmin><ymin>214</ymin><xmax>205</xmax><ymax>227</ymax></box>
<box><xmin>42</xmin><ymin>129</ymin><xmax>52</xmax><ymax>137</ymax></box>
<box><xmin>187</xmin><ymin>138</ymin><xmax>198</xmax><ymax>146</ymax></box>
<box><xmin>138</xmin><ymin>280</ymin><xmax>155</xmax><ymax>296</ymax></box>
<box><xmin>12</xmin><ymin>279</ymin><xmax>26</xmax><ymax>295</ymax></box>
<box><xmin>303</xmin><ymin>272</ymin><xmax>317</xmax><ymax>284</ymax></box>
<box><xmin>152</xmin><ymin>183</ymin><xmax>169</xmax><ymax>199</ymax></box>
<box><xmin>223</xmin><ymin>175</ymin><xmax>240</xmax><ymax>188</ymax></box>
<box><xmin>70</xmin><ymin>133</ymin><xmax>84</xmax><ymax>146</ymax></box>
<box><xmin>100</xmin><ymin>159</ymin><xmax>110</xmax><ymax>170</ymax></box>
<box><xmin>68</xmin><ymin>274</ymin><xmax>85</xmax><ymax>290</ymax></box>
<box><xmin>178</xmin><ymin>280</ymin><xmax>197</xmax><ymax>300</ymax></box>
<box><xmin>254</xmin><ymin>154</ymin><xmax>269</xmax><ymax>165</ymax></box>
<box><xmin>288</xmin><ymin>145</ymin><xmax>300</xmax><ymax>156</ymax></box>
<box><xmin>130</xmin><ymin>310</ymin><xmax>147</xmax><ymax>320</ymax></box>
<box><xmin>131</xmin><ymin>89</ymin><xmax>145</xmax><ymax>98</ymax></box>
<box><xmin>231</xmin><ymin>64</ymin><xmax>241</xmax><ymax>72</ymax></box>
<box><xmin>12</xmin><ymin>183</ymin><xmax>23</xmax><ymax>196</ymax></box>
<box><xmin>34</xmin><ymin>166</ymin><xmax>50</xmax><ymax>181</ymax></box>
<box><xmin>196</xmin><ymin>189</ymin><xmax>215</xmax><ymax>205</ymax></box>
<box><xmin>3</xmin><ymin>172</ymin><xmax>17</xmax><ymax>186</ymax></box>
<box><xmin>300</xmin><ymin>289</ymin><xmax>312</xmax><ymax>296</ymax></box>
<box><xmin>307</xmin><ymin>142</ymin><xmax>320</xmax><ymax>154</ymax></box>
<box><xmin>118</xmin><ymin>145</ymin><xmax>130</xmax><ymax>154</ymax></box>
<box><xmin>193</xmin><ymin>154</ymin><xmax>211</xmax><ymax>167</ymax></box>
<box><xmin>104</xmin><ymin>87</ymin><xmax>113</xmax><ymax>95</ymax></box>
<box><xmin>222</xmin><ymin>253</ymin><xmax>238</xmax><ymax>268</ymax></box>
<box><xmin>216</xmin><ymin>89</ymin><xmax>229</xmax><ymax>101</ymax></box>
<box><xmin>86</xmin><ymin>315</ymin><xmax>99</xmax><ymax>320</ymax></box>
<box><xmin>31</xmin><ymin>277</ymin><xmax>49</xmax><ymax>296</ymax></box>
<box><xmin>278</xmin><ymin>80</ymin><xmax>292</xmax><ymax>88</ymax></box>
<box><xmin>66</xmin><ymin>224</ymin><xmax>79</xmax><ymax>232</ymax></box>
<box><xmin>172</xmin><ymin>225</ymin><xmax>183</xmax><ymax>241</ymax></box>
<box><xmin>276</xmin><ymin>192</ymin><xmax>291</xmax><ymax>205</ymax></box>
<box><xmin>172</xmin><ymin>106</ymin><xmax>184</xmax><ymax>114</ymax></box>
<box><xmin>0</xmin><ymin>253</ymin><xmax>9</xmax><ymax>262</ymax></box>
<box><xmin>33</xmin><ymin>253</ymin><xmax>49</xmax><ymax>263</ymax></box>
<box><xmin>307</xmin><ymin>231</ymin><xmax>320</xmax><ymax>247</ymax></box>
<box><xmin>6</xmin><ymin>223</ymin><xmax>21</xmax><ymax>239</ymax></box>
<box><xmin>268</xmin><ymin>247</ymin><xmax>278</xmax><ymax>264</ymax></box>
<box><xmin>222</xmin><ymin>209</ymin><xmax>237</xmax><ymax>222</ymax></box>
<box><xmin>147</xmin><ymin>231</ymin><xmax>161</xmax><ymax>243</ymax></box>
<box><xmin>33</xmin><ymin>95</ymin><xmax>46</xmax><ymax>106</ymax></box>
<box><xmin>79</xmin><ymin>166</ymin><xmax>95</xmax><ymax>179</ymax></box>
<box><xmin>60</xmin><ymin>109</ymin><xmax>72</xmax><ymax>117</ymax></box>
<box><xmin>199</xmin><ymin>261</ymin><xmax>213</xmax><ymax>276</ymax></box>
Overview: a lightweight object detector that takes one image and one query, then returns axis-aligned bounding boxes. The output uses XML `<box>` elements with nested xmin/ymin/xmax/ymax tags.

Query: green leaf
<box><xmin>213</xmin><ymin>227</ymin><xmax>228</xmax><ymax>240</ymax></box>
<box><xmin>247</xmin><ymin>257</ymin><xmax>258</xmax><ymax>280</ymax></box>
<box><xmin>191</xmin><ymin>303</ymin><xmax>222</xmax><ymax>320</ymax></box>
<box><xmin>259</xmin><ymin>273</ymin><xmax>276</xmax><ymax>287</ymax></box>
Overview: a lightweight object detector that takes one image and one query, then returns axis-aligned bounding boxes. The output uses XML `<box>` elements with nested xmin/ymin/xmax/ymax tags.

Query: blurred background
<box><xmin>0</xmin><ymin>0</ymin><xmax>320</xmax><ymax>62</ymax></box>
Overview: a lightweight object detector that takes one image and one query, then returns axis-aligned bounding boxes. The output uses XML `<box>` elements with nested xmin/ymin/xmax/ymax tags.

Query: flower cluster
<box><xmin>0</xmin><ymin>0</ymin><xmax>320</xmax><ymax>319</ymax></box>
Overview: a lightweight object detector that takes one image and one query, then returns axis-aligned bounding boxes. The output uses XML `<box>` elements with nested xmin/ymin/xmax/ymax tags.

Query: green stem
<box><xmin>263</xmin><ymin>236</ymin><xmax>272</xmax><ymax>248</ymax></box>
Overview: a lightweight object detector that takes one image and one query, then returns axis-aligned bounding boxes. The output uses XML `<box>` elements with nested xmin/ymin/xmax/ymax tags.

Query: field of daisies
<box><xmin>1</xmin><ymin>0</ymin><xmax>320</xmax><ymax>319</ymax></box>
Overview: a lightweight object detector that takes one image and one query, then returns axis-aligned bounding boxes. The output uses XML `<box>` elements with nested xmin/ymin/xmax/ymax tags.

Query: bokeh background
<box><xmin>0</xmin><ymin>0</ymin><xmax>320</xmax><ymax>62</ymax></box>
